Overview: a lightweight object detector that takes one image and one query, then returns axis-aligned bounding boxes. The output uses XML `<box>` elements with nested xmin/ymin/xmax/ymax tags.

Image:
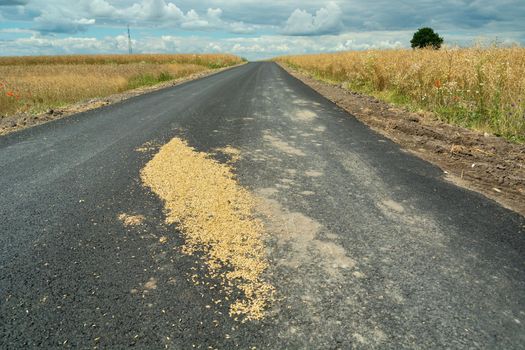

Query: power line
<box><xmin>127</xmin><ymin>24</ymin><xmax>133</xmax><ymax>54</ymax></box>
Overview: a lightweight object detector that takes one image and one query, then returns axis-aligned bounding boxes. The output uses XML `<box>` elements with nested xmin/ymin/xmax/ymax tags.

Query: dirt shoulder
<box><xmin>0</xmin><ymin>64</ymin><xmax>244</xmax><ymax>137</ymax></box>
<box><xmin>279</xmin><ymin>63</ymin><xmax>525</xmax><ymax>217</ymax></box>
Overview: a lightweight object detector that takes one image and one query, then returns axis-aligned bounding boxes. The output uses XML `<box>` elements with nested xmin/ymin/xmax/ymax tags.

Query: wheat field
<box><xmin>277</xmin><ymin>47</ymin><xmax>525</xmax><ymax>142</ymax></box>
<box><xmin>0</xmin><ymin>54</ymin><xmax>243</xmax><ymax>116</ymax></box>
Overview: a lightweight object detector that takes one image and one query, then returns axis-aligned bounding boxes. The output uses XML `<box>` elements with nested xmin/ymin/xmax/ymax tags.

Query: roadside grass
<box><xmin>276</xmin><ymin>46</ymin><xmax>525</xmax><ymax>143</ymax></box>
<box><xmin>0</xmin><ymin>53</ymin><xmax>242</xmax><ymax>68</ymax></box>
<box><xmin>0</xmin><ymin>54</ymin><xmax>243</xmax><ymax>116</ymax></box>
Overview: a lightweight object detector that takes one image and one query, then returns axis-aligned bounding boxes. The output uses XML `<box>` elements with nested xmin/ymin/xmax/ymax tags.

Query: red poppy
<box><xmin>434</xmin><ymin>80</ymin><xmax>442</xmax><ymax>88</ymax></box>
<box><xmin>6</xmin><ymin>91</ymin><xmax>15</xmax><ymax>97</ymax></box>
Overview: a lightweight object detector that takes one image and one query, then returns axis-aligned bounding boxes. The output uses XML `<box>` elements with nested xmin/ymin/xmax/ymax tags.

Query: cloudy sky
<box><xmin>0</xmin><ymin>0</ymin><xmax>524</xmax><ymax>59</ymax></box>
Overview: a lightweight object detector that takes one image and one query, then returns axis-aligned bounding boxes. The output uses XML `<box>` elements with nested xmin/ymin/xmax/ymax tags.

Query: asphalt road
<box><xmin>1</xmin><ymin>62</ymin><xmax>524</xmax><ymax>349</ymax></box>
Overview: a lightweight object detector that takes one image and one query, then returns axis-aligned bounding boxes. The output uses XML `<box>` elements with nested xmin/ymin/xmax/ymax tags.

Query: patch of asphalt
<box><xmin>0</xmin><ymin>64</ymin><xmax>270</xmax><ymax>349</ymax></box>
<box><xmin>232</xmin><ymin>64</ymin><xmax>525</xmax><ymax>349</ymax></box>
<box><xmin>1</xmin><ymin>62</ymin><xmax>524</xmax><ymax>348</ymax></box>
<box><xmin>277</xmin><ymin>63</ymin><xmax>525</xmax><ymax>217</ymax></box>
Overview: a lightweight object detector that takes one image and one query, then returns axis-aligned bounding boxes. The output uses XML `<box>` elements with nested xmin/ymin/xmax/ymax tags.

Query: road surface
<box><xmin>1</xmin><ymin>62</ymin><xmax>524</xmax><ymax>349</ymax></box>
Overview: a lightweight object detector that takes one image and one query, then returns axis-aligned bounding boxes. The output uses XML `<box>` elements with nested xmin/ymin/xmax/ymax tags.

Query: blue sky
<box><xmin>0</xmin><ymin>0</ymin><xmax>524</xmax><ymax>59</ymax></box>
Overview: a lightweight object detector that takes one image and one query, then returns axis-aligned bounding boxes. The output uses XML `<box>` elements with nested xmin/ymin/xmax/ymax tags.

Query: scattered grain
<box><xmin>141</xmin><ymin>138</ymin><xmax>274</xmax><ymax>320</ymax></box>
<box><xmin>118</xmin><ymin>213</ymin><xmax>145</xmax><ymax>227</ymax></box>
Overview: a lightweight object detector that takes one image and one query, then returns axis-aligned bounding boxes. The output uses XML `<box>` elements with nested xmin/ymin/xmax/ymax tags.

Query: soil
<box><xmin>280</xmin><ymin>64</ymin><xmax>525</xmax><ymax>217</ymax></box>
<box><xmin>0</xmin><ymin>65</ymin><xmax>242</xmax><ymax>137</ymax></box>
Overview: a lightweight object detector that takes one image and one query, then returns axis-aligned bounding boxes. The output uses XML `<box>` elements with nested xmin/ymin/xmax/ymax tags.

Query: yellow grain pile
<box><xmin>141</xmin><ymin>138</ymin><xmax>273</xmax><ymax>321</ymax></box>
<box><xmin>118</xmin><ymin>213</ymin><xmax>145</xmax><ymax>227</ymax></box>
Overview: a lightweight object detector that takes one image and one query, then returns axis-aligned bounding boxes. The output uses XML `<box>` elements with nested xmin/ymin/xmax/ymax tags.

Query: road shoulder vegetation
<box><xmin>278</xmin><ymin>63</ymin><xmax>525</xmax><ymax>216</ymax></box>
<box><xmin>276</xmin><ymin>48</ymin><xmax>525</xmax><ymax>142</ymax></box>
<box><xmin>0</xmin><ymin>54</ymin><xmax>245</xmax><ymax>136</ymax></box>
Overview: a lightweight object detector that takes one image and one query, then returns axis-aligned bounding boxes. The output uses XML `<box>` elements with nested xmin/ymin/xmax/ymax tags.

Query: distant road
<box><xmin>1</xmin><ymin>62</ymin><xmax>524</xmax><ymax>348</ymax></box>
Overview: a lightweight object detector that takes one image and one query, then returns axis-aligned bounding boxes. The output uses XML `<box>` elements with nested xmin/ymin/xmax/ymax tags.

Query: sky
<box><xmin>0</xmin><ymin>0</ymin><xmax>524</xmax><ymax>60</ymax></box>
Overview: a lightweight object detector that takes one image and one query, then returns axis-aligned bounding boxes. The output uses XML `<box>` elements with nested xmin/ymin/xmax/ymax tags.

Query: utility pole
<box><xmin>127</xmin><ymin>24</ymin><xmax>133</xmax><ymax>54</ymax></box>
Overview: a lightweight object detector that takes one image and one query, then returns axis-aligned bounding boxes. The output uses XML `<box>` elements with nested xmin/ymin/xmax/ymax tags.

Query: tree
<box><xmin>410</xmin><ymin>27</ymin><xmax>444</xmax><ymax>49</ymax></box>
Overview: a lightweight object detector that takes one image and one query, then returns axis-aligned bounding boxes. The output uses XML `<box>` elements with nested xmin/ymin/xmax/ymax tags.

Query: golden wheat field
<box><xmin>0</xmin><ymin>54</ymin><xmax>243</xmax><ymax>116</ymax></box>
<box><xmin>277</xmin><ymin>47</ymin><xmax>525</xmax><ymax>142</ymax></box>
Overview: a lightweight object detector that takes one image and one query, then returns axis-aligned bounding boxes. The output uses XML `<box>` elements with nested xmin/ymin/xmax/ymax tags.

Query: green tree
<box><xmin>410</xmin><ymin>27</ymin><xmax>444</xmax><ymax>49</ymax></box>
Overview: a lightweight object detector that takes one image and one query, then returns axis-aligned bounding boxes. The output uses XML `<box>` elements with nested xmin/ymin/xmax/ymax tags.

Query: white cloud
<box><xmin>180</xmin><ymin>9</ymin><xmax>210</xmax><ymax>29</ymax></box>
<box><xmin>76</xmin><ymin>18</ymin><xmax>96</xmax><ymax>25</ymax></box>
<box><xmin>333</xmin><ymin>38</ymin><xmax>403</xmax><ymax>51</ymax></box>
<box><xmin>283</xmin><ymin>2</ymin><xmax>343</xmax><ymax>35</ymax></box>
<box><xmin>0</xmin><ymin>0</ymin><xmax>524</xmax><ymax>57</ymax></box>
<box><xmin>34</xmin><ymin>7</ymin><xmax>96</xmax><ymax>34</ymax></box>
<box><xmin>123</xmin><ymin>0</ymin><xmax>184</xmax><ymax>21</ymax></box>
<box><xmin>0</xmin><ymin>27</ymin><xmax>35</xmax><ymax>33</ymax></box>
<box><xmin>2</xmin><ymin>29</ymin><xmax>523</xmax><ymax>59</ymax></box>
<box><xmin>207</xmin><ymin>7</ymin><xmax>222</xmax><ymax>21</ymax></box>
<box><xmin>81</xmin><ymin>0</ymin><xmax>255</xmax><ymax>33</ymax></box>
<box><xmin>87</xmin><ymin>0</ymin><xmax>116</xmax><ymax>17</ymax></box>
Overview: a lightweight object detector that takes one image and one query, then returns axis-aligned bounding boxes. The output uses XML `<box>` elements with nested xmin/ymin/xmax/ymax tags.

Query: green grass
<box><xmin>127</xmin><ymin>71</ymin><xmax>174</xmax><ymax>89</ymax></box>
<box><xmin>312</xmin><ymin>72</ymin><xmax>525</xmax><ymax>143</ymax></box>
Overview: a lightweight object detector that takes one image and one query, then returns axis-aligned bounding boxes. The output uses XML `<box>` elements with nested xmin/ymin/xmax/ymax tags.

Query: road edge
<box><xmin>0</xmin><ymin>63</ymin><xmax>247</xmax><ymax>137</ymax></box>
<box><xmin>276</xmin><ymin>62</ymin><xmax>525</xmax><ymax>218</ymax></box>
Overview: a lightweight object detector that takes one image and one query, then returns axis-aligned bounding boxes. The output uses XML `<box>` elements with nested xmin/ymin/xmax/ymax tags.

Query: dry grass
<box><xmin>141</xmin><ymin>138</ymin><xmax>274</xmax><ymax>321</ymax></box>
<box><xmin>0</xmin><ymin>54</ymin><xmax>243</xmax><ymax>116</ymax></box>
<box><xmin>276</xmin><ymin>47</ymin><xmax>525</xmax><ymax>142</ymax></box>
<box><xmin>0</xmin><ymin>53</ymin><xmax>242</xmax><ymax>67</ymax></box>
